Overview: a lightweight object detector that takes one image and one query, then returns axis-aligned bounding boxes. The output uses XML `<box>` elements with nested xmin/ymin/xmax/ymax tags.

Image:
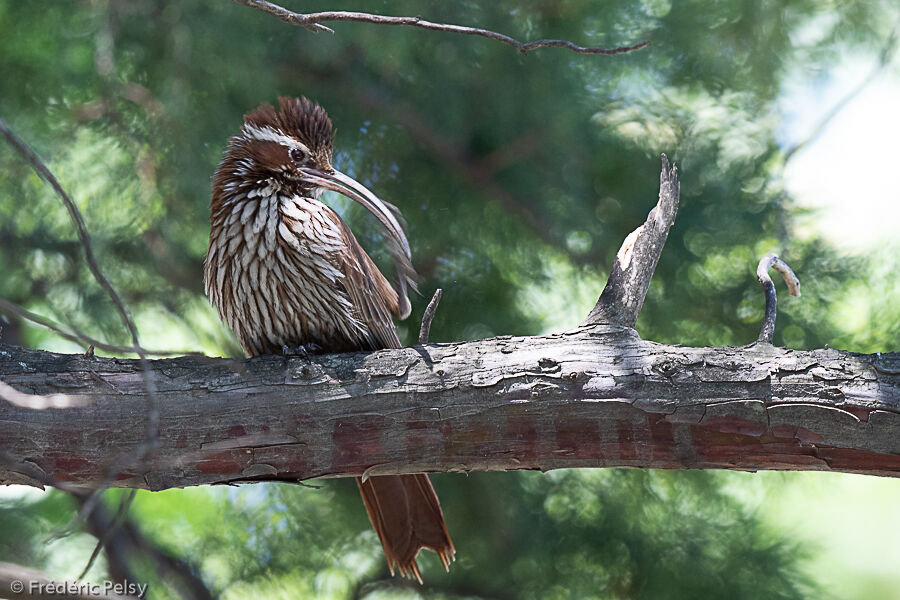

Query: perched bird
<box><xmin>204</xmin><ymin>97</ymin><xmax>454</xmax><ymax>582</ymax></box>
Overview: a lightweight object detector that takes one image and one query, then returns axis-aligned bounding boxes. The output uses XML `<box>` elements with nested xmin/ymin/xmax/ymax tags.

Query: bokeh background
<box><xmin>1</xmin><ymin>1</ymin><xmax>899</xmax><ymax>598</ymax></box>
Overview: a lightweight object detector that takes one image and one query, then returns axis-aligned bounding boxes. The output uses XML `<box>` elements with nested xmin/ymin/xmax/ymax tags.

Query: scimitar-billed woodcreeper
<box><xmin>204</xmin><ymin>97</ymin><xmax>454</xmax><ymax>582</ymax></box>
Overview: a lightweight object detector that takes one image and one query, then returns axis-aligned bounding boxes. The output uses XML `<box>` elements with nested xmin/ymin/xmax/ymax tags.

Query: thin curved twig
<box><xmin>418</xmin><ymin>288</ymin><xmax>443</xmax><ymax>344</ymax></box>
<box><xmin>0</xmin><ymin>119</ymin><xmax>145</xmax><ymax>353</ymax></box>
<box><xmin>0</xmin><ymin>118</ymin><xmax>160</xmax><ymax>567</ymax></box>
<box><xmin>756</xmin><ymin>253</ymin><xmax>801</xmax><ymax>344</ymax></box>
<box><xmin>233</xmin><ymin>0</ymin><xmax>650</xmax><ymax>55</ymax></box>
<box><xmin>78</xmin><ymin>489</ymin><xmax>137</xmax><ymax>580</ymax></box>
<box><xmin>0</xmin><ymin>296</ymin><xmax>202</xmax><ymax>357</ymax></box>
<box><xmin>0</xmin><ymin>119</ymin><xmax>159</xmax><ymax>444</ymax></box>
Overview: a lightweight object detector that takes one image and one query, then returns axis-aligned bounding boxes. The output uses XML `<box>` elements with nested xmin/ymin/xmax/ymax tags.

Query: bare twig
<box><xmin>0</xmin><ymin>297</ymin><xmax>201</xmax><ymax>357</ymax></box>
<box><xmin>115</xmin><ymin>520</ymin><xmax>214</xmax><ymax>600</ymax></box>
<box><xmin>0</xmin><ymin>380</ymin><xmax>90</xmax><ymax>410</ymax></box>
<box><xmin>45</xmin><ymin>487</ymin><xmax>216</xmax><ymax>600</ymax></box>
<box><xmin>418</xmin><ymin>289</ymin><xmax>443</xmax><ymax>344</ymax></box>
<box><xmin>78</xmin><ymin>490</ymin><xmax>137</xmax><ymax>580</ymax></box>
<box><xmin>0</xmin><ymin>119</ymin><xmax>144</xmax><ymax>353</ymax></box>
<box><xmin>584</xmin><ymin>154</ymin><xmax>680</xmax><ymax>328</ymax></box>
<box><xmin>755</xmin><ymin>253</ymin><xmax>801</xmax><ymax>344</ymax></box>
<box><xmin>0</xmin><ymin>118</ymin><xmax>160</xmax><ymax>568</ymax></box>
<box><xmin>0</xmin><ymin>120</ymin><xmax>159</xmax><ymax>455</ymax></box>
<box><xmin>233</xmin><ymin>0</ymin><xmax>650</xmax><ymax>55</ymax></box>
<box><xmin>79</xmin><ymin>499</ymin><xmax>143</xmax><ymax>596</ymax></box>
<box><xmin>0</xmin><ymin>119</ymin><xmax>158</xmax><ymax>403</ymax></box>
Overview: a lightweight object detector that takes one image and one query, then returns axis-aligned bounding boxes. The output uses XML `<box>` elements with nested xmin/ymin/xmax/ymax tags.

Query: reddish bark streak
<box><xmin>554</xmin><ymin>411</ymin><xmax>601</xmax><ymax>459</ymax></box>
<box><xmin>617</xmin><ymin>421</ymin><xmax>638</xmax><ymax>460</ymax></box>
<box><xmin>842</xmin><ymin>406</ymin><xmax>872</xmax><ymax>421</ymax></box>
<box><xmin>331</xmin><ymin>419</ymin><xmax>389</xmax><ymax>470</ymax></box>
<box><xmin>1</xmin><ymin>335</ymin><xmax>898</xmax><ymax>488</ymax></box>
<box><xmin>404</xmin><ymin>421</ymin><xmax>443</xmax><ymax>459</ymax></box>
<box><xmin>703</xmin><ymin>416</ymin><xmax>767</xmax><ymax>437</ymax></box>
<box><xmin>816</xmin><ymin>447</ymin><xmax>900</xmax><ymax>471</ymax></box>
<box><xmin>505</xmin><ymin>405</ymin><xmax>539</xmax><ymax>462</ymax></box>
<box><xmin>647</xmin><ymin>415</ymin><xmax>677</xmax><ymax>462</ymax></box>
<box><xmin>45</xmin><ymin>455</ymin><xmax>91</xmax><ymax>481</ymax></box>
<box><xmin>195</xmin><ymin>450</ymin><xmax>249</xmax><ymax>475</ymax></box>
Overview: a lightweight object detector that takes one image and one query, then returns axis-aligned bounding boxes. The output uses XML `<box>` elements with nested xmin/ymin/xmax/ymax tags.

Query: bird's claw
<box><xmin>281</xmin><ymin>343</ymin><xmax>323</xmax><ymax>359</ymax></box>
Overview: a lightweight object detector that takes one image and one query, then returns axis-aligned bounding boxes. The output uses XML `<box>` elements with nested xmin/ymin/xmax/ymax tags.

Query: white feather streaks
<box><xmin>204</xmin><ymin>187</ymin><xmax>367</xmax><ymax>355</ymax></box>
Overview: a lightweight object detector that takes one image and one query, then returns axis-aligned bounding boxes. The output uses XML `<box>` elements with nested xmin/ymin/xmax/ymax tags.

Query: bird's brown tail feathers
<box><xmin>356</xmin><ymin>474</ymin><xmax>455</xmax><ymax>583</ymax></box>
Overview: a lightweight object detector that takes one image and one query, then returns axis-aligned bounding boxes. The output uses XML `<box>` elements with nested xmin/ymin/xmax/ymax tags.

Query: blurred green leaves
<box><xmin>1</xmin><ymin>0</ymin><xmax>899</xmax><ymax>598</ymax></box>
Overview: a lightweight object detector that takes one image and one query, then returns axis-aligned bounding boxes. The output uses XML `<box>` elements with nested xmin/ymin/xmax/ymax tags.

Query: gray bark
<box><xmin>2</xmin><ymin>154</ymin><xmax>898</xmax><ymax>491</ymax></box>
<box><xmin>584</xmin><ymin>155</ymin><xmax>679</xmax><ymax>327</ymax></box>
<box><xmin>1</xmin><ymin>329</ymin><xmax>899</xmax><ymax>491</ymax></box>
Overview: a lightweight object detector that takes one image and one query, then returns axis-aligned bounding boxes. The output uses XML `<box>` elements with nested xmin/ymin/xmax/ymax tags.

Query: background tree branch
<box><xmin>233</xmin><ymin>0</ymin><xmax>650</xmax><ymax>55</ymax></box>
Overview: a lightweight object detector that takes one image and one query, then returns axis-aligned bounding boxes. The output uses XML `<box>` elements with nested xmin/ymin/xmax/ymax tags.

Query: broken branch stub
<box><xmin>756</xmin><ymin>253</ymin><xmax>801</xmax><ymax>344</ymax></box>
<box><xmin>418</xmin><ymin>288</ymin><xmax>443</xmax><ymax>344</ymax></box>
<box><xmin>583</xmin><ymin>154</ymin><xmax>680</xmax><ymax>328</ymax></box>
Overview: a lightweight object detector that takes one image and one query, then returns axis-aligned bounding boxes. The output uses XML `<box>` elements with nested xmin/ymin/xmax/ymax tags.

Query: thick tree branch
<box><xmin>233</xmin><ymin>0</ymin><xmax>650</xmax><ymax>55</ymax></box>
<box><xmin>1</xmin><ymin>150</ymin><xmax>899</xmax><ymax>488</ymax></box>
<box><xmin>1</xmin><ymin>335</ymin><xmax>899</xmax><ymax>489</ymax></box>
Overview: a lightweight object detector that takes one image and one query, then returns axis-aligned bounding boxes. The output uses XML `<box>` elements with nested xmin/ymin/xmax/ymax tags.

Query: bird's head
<box><xmin>227</xmin><ymin>96</ymin><xmax>335</xmax><ymax>198</ymax></box>
<box><xmin>214</xmin><ymin>96</ymin><xmax>411</xmax><ymax>257</ymax></box>
<box><xmin>211</xmin><ymin>97</ymin><xmax>416</xmax><ymax>308</ymax></box>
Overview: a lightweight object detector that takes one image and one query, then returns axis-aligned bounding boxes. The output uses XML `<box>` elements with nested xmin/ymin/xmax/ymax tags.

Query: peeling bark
<box><xmin>1</xmin><ymin>329</ymin><xmax>898</xmax><ymax>491</ymax></box>
<box><xmin>2</xmin><ymin>154</ymin><xmax>897</xmax><ymax>492</ymax></box>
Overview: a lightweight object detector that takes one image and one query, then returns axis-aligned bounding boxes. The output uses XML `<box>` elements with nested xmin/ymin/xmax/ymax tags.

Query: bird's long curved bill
<box><xmin>298</xmin><ymin>167</ymin><xmax>411</xmax><ymax>259</ymax></box>
<box><xmin>299</xmin><ymin>167</ymin><xmax>417</xmax><ymax>318</ymax></box>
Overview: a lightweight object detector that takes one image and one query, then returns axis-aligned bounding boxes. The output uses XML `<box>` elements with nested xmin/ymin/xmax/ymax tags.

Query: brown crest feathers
<box><xmin>243</xmin><ymin>96</ymin><xmax>334</xmax><ymax>160</ymax></box>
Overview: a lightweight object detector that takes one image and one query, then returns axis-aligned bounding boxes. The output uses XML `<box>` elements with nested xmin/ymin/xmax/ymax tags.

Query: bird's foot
<box><xmin>281</xmin><ymin>343</ymin><xmax>323</xmax><ymax>359</ymax></box>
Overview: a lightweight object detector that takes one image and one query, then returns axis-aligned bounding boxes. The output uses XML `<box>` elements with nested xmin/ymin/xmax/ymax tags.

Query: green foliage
<box><xmin>0</xmin><ymin>489</ymin><xmax>79</xmax><ymax>568</ymax></box>
<box><xmin>1</xmin><ymin>0</ymin><xmax>898</xmax><ymax>598</ymax></box>
<box><xmin>121</xmin><ymin>472</ymin><xmax>814</xmax><ymax>599</ymax></box>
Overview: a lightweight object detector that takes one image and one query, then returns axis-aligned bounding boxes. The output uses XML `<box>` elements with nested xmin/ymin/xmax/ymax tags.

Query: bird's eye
<box><xmin>289</xmin><ymin>148</ymin><xmax>305</xmax><ymax>163</ymax></box>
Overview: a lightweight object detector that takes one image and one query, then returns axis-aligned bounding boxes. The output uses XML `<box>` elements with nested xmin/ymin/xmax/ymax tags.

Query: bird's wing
<box><xmin>327</xmin><ymin>208</ymin><xmax>404</xmax><ymax>350</ymax></box>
